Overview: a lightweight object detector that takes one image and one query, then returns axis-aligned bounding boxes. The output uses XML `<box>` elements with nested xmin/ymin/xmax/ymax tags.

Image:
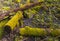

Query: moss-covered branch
<box><xmin>20</xmin><ymin>26</ymin><xmax>60</xmax><ymax>37</ymax></box>
<box><xmin>4</xmin><ymin>11</ymin><xmax>23</xmax><ymax>31</ymax></box>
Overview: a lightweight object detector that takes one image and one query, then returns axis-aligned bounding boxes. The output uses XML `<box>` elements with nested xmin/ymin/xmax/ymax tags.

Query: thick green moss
<box><xmin>0</xmin><ymin>19</ymin><xmax>9</xmax><ymax>39</ymax></box>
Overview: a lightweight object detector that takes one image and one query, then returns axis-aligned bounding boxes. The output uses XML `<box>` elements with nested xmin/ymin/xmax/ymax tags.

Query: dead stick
<box><xmin>0</xmin><ymin>2</ymin><xmax>43</xmax><ymax>20</ymax></box>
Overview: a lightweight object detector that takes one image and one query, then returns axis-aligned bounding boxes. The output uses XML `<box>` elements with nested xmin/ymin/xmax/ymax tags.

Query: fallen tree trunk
<box><xmin>20</xmin><ymin>26</ymin><xmax>60</xmax><ymax>37</ymax></box>
<box><xmin>4</xmin><ymin>11</ymin><xmax>23</xmax><ymax>32</ymax></box>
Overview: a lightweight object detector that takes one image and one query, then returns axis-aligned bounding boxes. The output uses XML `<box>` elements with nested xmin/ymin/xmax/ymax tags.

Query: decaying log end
<box><xmin>4</xmin><ymin>25</ymin><xmax>11</xmax><ymax>34</ymax></box>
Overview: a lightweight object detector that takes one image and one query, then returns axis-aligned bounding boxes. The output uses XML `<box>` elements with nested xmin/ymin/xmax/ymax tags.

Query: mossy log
<box><xmin>4</xmin><ymin>11</ymin><xmax>23</xmax><ymax>33</ymax></box>
<box><xmin>20</xmin><ymin>26</ymin><xmax>60</xmax><ymax>37</ymax></box>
